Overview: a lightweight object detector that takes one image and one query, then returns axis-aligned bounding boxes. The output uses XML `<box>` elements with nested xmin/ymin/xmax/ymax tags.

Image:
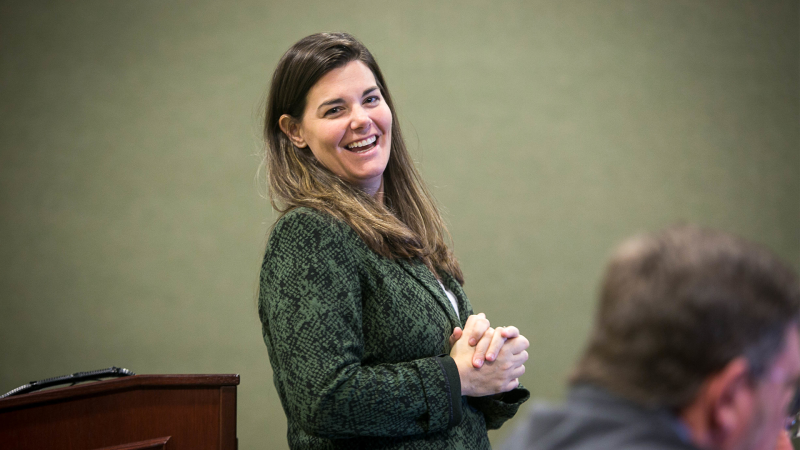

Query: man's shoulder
<box><xmin>499</xmin><ymin>386</ymin><xmax>700</xmax><ymax>450</ymax></box>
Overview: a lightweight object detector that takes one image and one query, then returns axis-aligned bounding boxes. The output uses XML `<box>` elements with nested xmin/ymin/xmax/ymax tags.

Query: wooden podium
<box><xmin>0</xmin><ymin>374</ymin><xmax>239</xmax><ymax>450</ymax></box>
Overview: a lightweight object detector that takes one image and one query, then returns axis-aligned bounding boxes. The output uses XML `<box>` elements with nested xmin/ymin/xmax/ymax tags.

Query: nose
<box><xmin>350</xmin><ymin>106</ymin><xmax>371</xmax><ymax>132</ymax></box>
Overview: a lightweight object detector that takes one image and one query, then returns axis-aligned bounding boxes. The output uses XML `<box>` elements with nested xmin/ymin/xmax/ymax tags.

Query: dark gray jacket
<box><xmin>500</xmin><ymin>385</ymin><xmax>700</xmax><ymax>450</ymax></box>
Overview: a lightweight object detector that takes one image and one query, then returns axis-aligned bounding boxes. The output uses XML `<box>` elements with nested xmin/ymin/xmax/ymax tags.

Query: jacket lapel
<box><xmin>398</xmin><ymin>259</ymin><xmax>461</xmax><ymax>329</ymax></box>
<box><xmin>441</xmin><ymin>272</ymin><xmax>470</xmax><ymax>327</ymax></box>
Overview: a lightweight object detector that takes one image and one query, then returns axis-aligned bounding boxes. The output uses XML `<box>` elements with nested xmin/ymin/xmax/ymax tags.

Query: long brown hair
<box><xmin>263</xmin><ymin>32</ymin><xmax>463</xmax><ymax>284</ymax></box>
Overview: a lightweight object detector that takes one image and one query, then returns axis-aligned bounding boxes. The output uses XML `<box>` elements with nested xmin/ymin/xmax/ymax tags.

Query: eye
<box><xmin>324</xmin><ymin>106</ymin><xmax>343</xmax><ymax>116</ymax></box>
<box><xmin>364</xmin><ymin>95</ymin><xmax>381</xmax><ymax>106</ymax></box>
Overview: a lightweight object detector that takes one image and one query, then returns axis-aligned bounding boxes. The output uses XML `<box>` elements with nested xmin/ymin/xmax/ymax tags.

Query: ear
<box><xmin>709</xmin><ymin>357</ymin><xmax>753</xmax><ymax>446</ymax></box>
<box><xmin>278</xmin><ymin>114</ymin><xmax>307</xmax><ymax>148</ymax></box>
<box><xmin>680</xmin><ymin>357</ymin><xmax>752</xmax><ymax>449</ymax></box>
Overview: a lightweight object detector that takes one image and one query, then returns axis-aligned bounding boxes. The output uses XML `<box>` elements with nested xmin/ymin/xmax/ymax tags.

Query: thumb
<box><xmin>449</xmin><ymin>327</ymin><xmax>463</xmax><ymax>347</ymax></box>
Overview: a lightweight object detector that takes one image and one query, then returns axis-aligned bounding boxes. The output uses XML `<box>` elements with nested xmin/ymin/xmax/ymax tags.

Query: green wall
<box><xmin>1</xmin><ymin>1</ymin><xmax>797</xmax><ymax>448</ymax></box>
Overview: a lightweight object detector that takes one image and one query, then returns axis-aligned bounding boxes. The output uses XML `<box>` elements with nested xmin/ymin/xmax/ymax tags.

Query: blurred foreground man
<box><xmin>503</xmin><ymin>226</ymin><xmax>800</xmax><ymax>450</ymax></box>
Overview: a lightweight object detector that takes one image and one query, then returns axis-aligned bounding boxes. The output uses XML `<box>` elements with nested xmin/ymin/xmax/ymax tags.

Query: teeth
<box><xmin>346</xmin><ymin>136</ymin><xmax>377</xmax><ymax>150</ymax></box>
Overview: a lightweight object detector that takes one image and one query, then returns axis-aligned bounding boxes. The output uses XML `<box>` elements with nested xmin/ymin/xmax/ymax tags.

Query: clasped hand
<box><xmin>448</xmin><ymin>313</ymin><xmax>529</xmax><ymax>397</ymax></box>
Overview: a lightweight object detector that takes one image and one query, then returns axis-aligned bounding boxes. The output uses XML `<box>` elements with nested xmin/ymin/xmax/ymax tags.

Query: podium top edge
<box><xmin>0</xmin><ymin>374</ymin><xmax>240</xmax><ymax>410</ymax></box>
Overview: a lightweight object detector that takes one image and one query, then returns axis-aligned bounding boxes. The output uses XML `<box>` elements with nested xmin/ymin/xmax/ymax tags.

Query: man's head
<box><xmin>572</xmin><ymin>225</ymin><xmax>800</xmax><ymax>450</ymax></box>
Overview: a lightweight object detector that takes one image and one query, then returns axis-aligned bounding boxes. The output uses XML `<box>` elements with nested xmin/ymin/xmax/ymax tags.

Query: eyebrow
<box><xmin>317</xmin><ymin>87</ymin><xmax>379</xmax><ymax>110</ymax></box>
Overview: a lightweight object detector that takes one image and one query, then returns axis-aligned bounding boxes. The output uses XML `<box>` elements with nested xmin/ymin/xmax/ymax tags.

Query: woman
<box><xmin>259</xmin><ymin>32</ymin><xmax>529</xmax><ymax>449</ymax></box>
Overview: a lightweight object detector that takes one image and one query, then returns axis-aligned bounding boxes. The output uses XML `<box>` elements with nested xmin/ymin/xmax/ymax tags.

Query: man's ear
<box><xmin>680</xmin><ymin>357</ymin><xmax>753</xmax><ymax>449</ymax></box>
<box><xmin>278</xmin><ymin>114</ymin><xmax>307</xmax><ymax>148</ymax></box>
<box><xmin>709</xmin><ymin>357</ymin><xmax>753</xmax><ymax>445</ymax></box>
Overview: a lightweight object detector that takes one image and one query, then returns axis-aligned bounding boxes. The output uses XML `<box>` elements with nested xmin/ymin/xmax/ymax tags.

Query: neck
<box><xmin>370</xmin><ymin>176</ymin><xmax>385</xmax><ymax>205</ymax></box>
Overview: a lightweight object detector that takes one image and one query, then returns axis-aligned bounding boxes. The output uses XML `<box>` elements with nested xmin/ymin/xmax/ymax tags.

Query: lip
<box><xmin>343</xmin><ymin>134</ymin><xmax>380</xmax><ymax>152</ymax></box>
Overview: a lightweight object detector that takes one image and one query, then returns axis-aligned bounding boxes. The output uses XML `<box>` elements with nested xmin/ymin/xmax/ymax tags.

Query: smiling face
<box><xmin>280</xmin><ymin>60</ymin><xmax>392</xmax><ymax>196</ymax></box>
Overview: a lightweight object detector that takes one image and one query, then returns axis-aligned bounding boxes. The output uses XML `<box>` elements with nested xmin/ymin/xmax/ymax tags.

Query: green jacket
<box><xmin>259</xmin><ymin>207</ymin><xmax>529</xmax><ymax>449</ymax></box>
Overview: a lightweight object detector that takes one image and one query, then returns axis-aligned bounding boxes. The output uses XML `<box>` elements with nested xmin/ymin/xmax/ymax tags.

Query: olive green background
<box><xmin>1</xmin><ymin>1</ymin><xmax>797</xmax><ymax>448</ymax></box>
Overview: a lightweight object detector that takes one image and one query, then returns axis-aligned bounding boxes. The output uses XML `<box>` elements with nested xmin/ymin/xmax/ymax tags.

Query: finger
<box><xmin>462</xmin><ymin>314</ymin><xmax>491</xmax><ymax>347</ymax></box>
<box><xmin>485</xmin><ymin>327</ymin><xmax>508</xmax><ymax>362</ymax></box>
<box><xmin>499</xmin><ymin>326</ymin><xmax>519</xmax><ymax>339</ymax></box>
<box><xmin>463</xmin><ymin>312</ymin><xmax>485</xmax><ymax>326</ymax></box>
<box><xmin>468</xmin><ymin>314</ymin><xmax>489</xmax><ymax>346</ymax></box>
<box><xmin>448</xmin><ymin>327</ymin><xmax>463</xmax><ymax>347</ymax></box>
<box><xmin>503</xmin><ymin>348</ymin><xmax>528</xmax><ymax>363</ymax></box>
<box><xmin>505</xmin><ymin>335</ymin><xmax>530</xmax><ymax>354</ymax></box>
<box><xmin>507</xmin><ymin>364</ymin><xmax>526</xmax><ymax>381</ymax></box>
<box><xmin>493</xmin><ymin>347</ymin><xmax>528</xmax><ymax>373</ymax></box>
<box><xmin>501</xmin><ymin>368</ymin><xmax>525</xmax><ymax>392</ymax></box>
<box><xmin>472</xmin><ymin>327</ymin><xmax>494</xmax><ymax>368</ymax></box>
<box><xmin>500</xmin><ymin>377</ymin><xmax>520</xmax><ymax>393</ymax></box>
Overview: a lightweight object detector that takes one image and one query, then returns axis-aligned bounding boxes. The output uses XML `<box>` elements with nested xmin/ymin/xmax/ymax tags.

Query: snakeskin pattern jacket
<box><xmin>259</xmin><ymin>207</ymin><xmax>530</xmax><ymax>449</ymax></box>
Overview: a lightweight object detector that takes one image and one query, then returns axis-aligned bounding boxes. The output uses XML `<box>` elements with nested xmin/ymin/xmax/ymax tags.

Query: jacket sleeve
<box><xmin>467</xmin><ymin>388</ymin><xmax>531</xmax><ymax>430</ymax></box>
<box><xmin>259</xmin><ymin>210</ymin><xmax>462</xmax><ymax>438</ymax></box>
